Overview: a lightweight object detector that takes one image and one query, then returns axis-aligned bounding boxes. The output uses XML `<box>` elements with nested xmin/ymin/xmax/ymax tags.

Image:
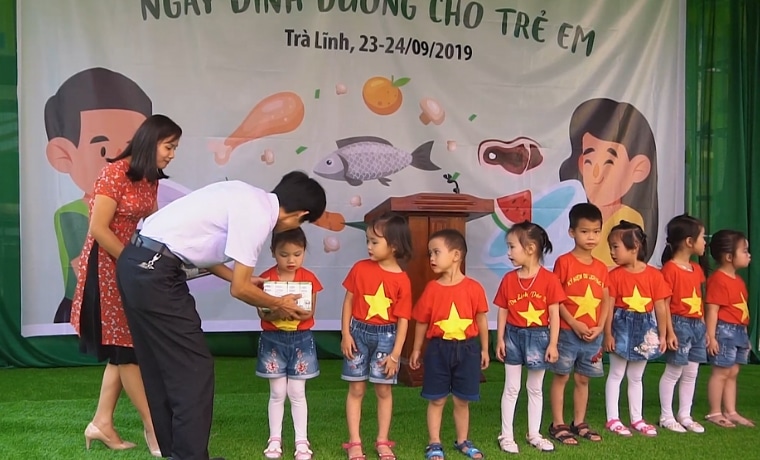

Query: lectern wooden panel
<box><xmin>363</xmin><ymin>193</ymin><xmax>493</xmax><ymax>386</ymax></box>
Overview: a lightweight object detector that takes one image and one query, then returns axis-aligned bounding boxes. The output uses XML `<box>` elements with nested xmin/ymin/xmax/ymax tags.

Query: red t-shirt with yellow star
<box><xmin>343</xmin><ymin>259</ymin><xmax>413</xmax><ymax>325</ymax></box>
<box><xmin>608</xmin><ymin>265</ymin><xmax>671</xmax><ymax>313</ymax></box>
<box><xmin>493</xmin><ymin>267</ymin><xmax>566</xmax><ymax>328</ymax></box>
<box><xmin>661</xmin><ymin>261</ymin><xmax>705</xmax><ymax>319</ymax></box>
<box><xmin>553</xmin><ymin>252</ymin><xmax>609</xmax><ymax>330</ymax></box>
<box><xmin>705</xmin><ymin>270</ymin><xmax>750</xmax><ymax>326</ymax></box>
<box><xmin>259</xmin><ymin>266</ymin><xmax>323</xmax><ymax>332</ymax></box>
<box><xmin>413</xmin><ymin>277</ymin><xmax>489</xmax><ymax>340</ymax></box>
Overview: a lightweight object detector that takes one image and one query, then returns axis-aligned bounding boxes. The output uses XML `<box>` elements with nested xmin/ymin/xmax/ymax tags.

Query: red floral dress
<box><xmin>70</xmin><ymin>160</ymin><xmax>158</xmax><ymax>347</ymax></box>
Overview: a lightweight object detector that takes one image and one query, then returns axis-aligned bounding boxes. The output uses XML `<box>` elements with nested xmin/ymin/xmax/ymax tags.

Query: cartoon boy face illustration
<box><xmin>45</xmin><ymin>68</ymin><xmax>152</xmax><ymax>323</ymax></box>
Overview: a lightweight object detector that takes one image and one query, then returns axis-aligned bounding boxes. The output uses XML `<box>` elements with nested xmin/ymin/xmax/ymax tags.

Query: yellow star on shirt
<box><xmin>434</xmin><ymin>302</ymin><xmax>472</xmax><ymax>340</ymax></box>
<box><xmin>569</xmin><ymin>285</ymin><xmax>601</xmax><ymax>321</ymax></box>
<box><xmin>272</xmin><ymin>318</ymin><xmax>300</xmax><ymax>332</ymax></box>
<box><xmin>364</xmin><ymin>283</ymin><xmax>393</xmax><ymax>321</ymax></box>
<box><xmin>623</xmin><ymin>285</ymin><xmax>652</xmax><ymax>313</ymax></box>
<box><xmin>732</xmin><ymin>293</ymin><xmax>750</xmax><ymax>323</ymax></box>
<box><xmin>518</xmin><ymin>302</ymin><xmax>545</xmax><ymax>327</ymax></box>
<box><xmin>682</xmin><ymin>288</ymin><xmax>703</xmax><ymax>316</ymax></box>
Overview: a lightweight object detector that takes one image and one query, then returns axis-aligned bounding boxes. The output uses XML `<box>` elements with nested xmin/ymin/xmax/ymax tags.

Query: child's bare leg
<box><xmin>550</xmin><ymin>373</ymin><xmax>570</xmax><ymax>426</ymax></box>
<box><xmin>706</xmin><ymin>366</ymin><xmax>734</xmax><ymax>426</ymax></box>
<box><xmin>453</xmin><ymin>396</ymin><xmax>470</xmax><ymax>444</ymax></box>
<box><xmin>722</xmin><ymin>365</ymin><xmax>754</xmax><ymax>426</ymax></box>
<box><xmin>427</xmin><ymin>397</ymin><xmax>447</xmax><ymax>444</ymax></box>
<box><xmin>346</xmin><ymin>381</ymin><xmax>366</xmax><ymax>456</ymax></box>
<box><xmin>375</xmin><ymin>383</ymin><xmax>394</xmax><ymax>456</ymax></box>
<box><xmin>573</xmin><ymin>373</ymin><xmax>591</xmax><ymax>424</ymax></box>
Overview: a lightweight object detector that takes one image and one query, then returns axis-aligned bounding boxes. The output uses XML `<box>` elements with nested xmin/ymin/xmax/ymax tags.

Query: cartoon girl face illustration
<box><xmin>559</xmin><ymin>98</ymin><xmax>658</xmax><ymax>264</ymax></box>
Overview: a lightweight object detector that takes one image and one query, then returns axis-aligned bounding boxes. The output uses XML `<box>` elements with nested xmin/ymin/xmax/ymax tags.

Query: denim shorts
<box><xmin>504</xmin><ymin>324</ymin><xmax>550</xmax><ymax>370</ymax></box>
<box><xmin>256</xmin><ymin>330</ymin><xmax>319</xmax><ymax>379</ymax></box>
<box><xmin>342</xmin><ymin>318</ymin><xmax>397</xmax><ymax>384</ymax></box>
<box><xmin>421</xmin><ymin>338</ymin><xmax>482</xmax><ymax>402</ymax></box>
<box><xmin>709</xmin><ymin>321</ymin><xmax>750</xmax><ymax>368</ymax></box>
<box><xmin>611</xmin><ymin>308</ymin><xmax>663</xmax><ymax>361</ymax></box>
<box><xmin>665</xmin><ymin>315</ymin><xmax>707</xmax><ymax>366</ymax></box>
<box><xmin>552</xmin><ymin>329</ymin><xmax>604</xmax><ymax>377</ymax></box>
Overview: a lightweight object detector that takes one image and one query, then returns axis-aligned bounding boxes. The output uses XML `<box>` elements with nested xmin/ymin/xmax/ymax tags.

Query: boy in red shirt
<box><xmin>410</xmin><ymin>229</ymin><xmax>489</xmax><ymax>460</ymax></box>
<box><xmin>549</xmin><ymin>203</ymin><xmax>610</xmax><ymax>445</ymax></box>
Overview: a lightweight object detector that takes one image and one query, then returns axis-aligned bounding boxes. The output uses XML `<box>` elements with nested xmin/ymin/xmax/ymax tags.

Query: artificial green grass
<box><xmin>0</xmin><ymin>359</ymin><xmax>757</xmax><ymax>459</ymax></box>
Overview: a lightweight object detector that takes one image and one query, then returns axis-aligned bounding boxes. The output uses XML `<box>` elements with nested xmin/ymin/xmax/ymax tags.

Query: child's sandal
<box><xmin>264</xmin><ymin>437</ymin><xmax>283</xmax><ymax>459</ymax></box>
<box><xmin>294</xmin><ymin>440</ymin><xmax>313</xmax><ymax>460</ymax></box>
<box><xmin>342</xmin><ymin>441</ymin><xmax>366</xmax><ymax>460</ymax></box>
<box><xmin>375</xmin><ymin>440</ymin><xmax>396</xmax><ymax>460</ymax></box>
<box><xmin>631</xmin><ymin>420</ymin><xmax>658</xmax><ymax>437</ymax></box>
<box><xmin>605</xmin><ymin>419</ymin><xmax>632</xmax><ymax>437</ymax></box>
<box><xmin>425</xmin><ymin>443</ymin><xmax>445</xmax><ymax>460</ymax></box>
<box><xmin>570</xmin><ymin>421</ymin><xmax>602</xmax><ymax>442</ymax></box>
<box><xmin>526</xmin><ymin>434</ymin><xmax>554</xmax><ymax>452</ymax></box>
<box><xmin>453</xmin><ymin>439</ymin><xmax>484</xmax><ymax>458</ymax></box>
<box><xmin>705</xmin><ymin>413</ymin><xmax>735</xmax><ymax>428</ymax></box>
<box><xmin>548</xmin><ymin>423</ymin><xmax>578</xmax><ymax>445</ymax></box>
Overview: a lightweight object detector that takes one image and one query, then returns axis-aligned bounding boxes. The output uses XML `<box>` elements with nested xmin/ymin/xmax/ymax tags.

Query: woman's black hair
<box><xmin>507</xmin><ymin>221</ymin><xmax>553</xmax><ymax>262</ymax></box>
<box><xmin>109</xmin><ymin>114</ymin><xmax>181</xmax><ymax>182</ymax></box>
<box><xmin>368</xmin><ymin>212</ymin><xmax>413</xmax><ymax>261</ymax></box>
<box><xmin>608</xmin><ymin>220</ymin><xmax>648</xmax><ymax>262</ymax></box>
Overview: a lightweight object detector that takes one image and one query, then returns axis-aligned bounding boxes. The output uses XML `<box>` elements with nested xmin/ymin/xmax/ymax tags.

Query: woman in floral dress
<box><xmin>70</xmin><ymin>114</ymin><xmax>181</xmax><ymax>456</ymax></box>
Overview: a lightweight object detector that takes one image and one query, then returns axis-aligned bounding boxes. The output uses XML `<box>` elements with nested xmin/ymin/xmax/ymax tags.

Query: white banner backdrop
<box><xmin>18</xmin><ymin>0</ymin><xmax>686</xmax><ymax>336</ymax></box>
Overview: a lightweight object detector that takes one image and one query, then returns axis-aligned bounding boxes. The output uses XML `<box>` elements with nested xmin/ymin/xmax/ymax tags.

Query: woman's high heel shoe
<box><xmin>84</xmin><ymin>423</ymin><xmax>137</xmax><ymax>450</ymax></box>
<box><xmin>144</xmin><ymin>429</ymin><xmax>162</xmax><ymax>457</ymax></box>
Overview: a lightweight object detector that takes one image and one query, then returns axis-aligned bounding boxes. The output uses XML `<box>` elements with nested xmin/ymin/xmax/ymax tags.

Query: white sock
<box><xmin>659</xmin><ymin>363</ymin><xmax>683</xmax><ymax>420</ymax></box>
<box><xmin>526</xmin><ymin>369</ymin><xmax>546</xmax><ymax>438</ymax></box>
<box><xmin>605</xmin><ymin>354</ymin><xmax>627</xmax><ymax>421</ymax></box>
<box><xmin>626</xmin><ymin>360</ymin><xmax>648</xmax><ymax>423</ymax></box>
<box><xmin>268</xmin><ymin>377</ymin><xmax>287</xmax><ymax>440</ymax></box>
<box><xmin>287</xmin><ymin>378</ymin><xmax>308</xmax><ymax>441</ymax></box>
<box><xmin>500</xmin><ymin>364</ymin><xmax>522</xmax><ymax>441</ymax></box>
<box><xmin>677</xmin><ymin>362</ymin><xmax>700</xmax><ymax>421</ymax></box>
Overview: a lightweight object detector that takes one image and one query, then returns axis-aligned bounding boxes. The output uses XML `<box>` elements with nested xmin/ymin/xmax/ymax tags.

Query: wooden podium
<box><xmin>363</xmin><ymin>193</ymin><xmax>493</xmax><ymax>387</ymax></box>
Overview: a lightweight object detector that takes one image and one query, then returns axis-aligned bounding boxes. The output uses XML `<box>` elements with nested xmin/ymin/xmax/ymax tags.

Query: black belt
<box><xmin>130</xmin><ymin>233</ymin><xmax>178</xmax><ymax>260</ymax></box>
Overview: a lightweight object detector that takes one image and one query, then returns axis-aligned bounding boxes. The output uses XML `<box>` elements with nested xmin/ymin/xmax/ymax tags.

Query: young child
<box><xmin>257</xmin><ymin>228</ymin><xmax>323</xmax><ymax>460</ymax></box>
<box><xmin>704</xmin><ymin>229</ymin><xmax>755</xmax><ymax>428</ymax></box>
<box><xmin>340</xmin><ymin>212</ymin><xmax>413</xmax><ymax>460</ymax></box>
<box><xmin>604</xmin><ymin>221</ymin><xmax>670</xmax><ymax>437</ymax></box>
<box><xmin>409</xmin><ymin>229</ymin><xmax>490</xmax><ymax>460</ymax></box>
<box><xmin>549</xmin><ymin>203</ymin><xmax>610</xmax><ymax>446</ymax></box>
<box><xmin>495</xmin><ymin>221</ymin><xmax>564</xmax><ymax>453</ymax></box>
<box><xmin>658</xmin><ymin>214</ymin><xmax>708</xmax><ymax>433</ymax></box>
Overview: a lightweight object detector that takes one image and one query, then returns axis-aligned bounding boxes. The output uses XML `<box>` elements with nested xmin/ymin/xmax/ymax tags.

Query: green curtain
<box><xmin>1</xmin><ymin>0</ymin><xmax>759</xmax><ymax>367</ymax></box>
<box><xmin>686</xmin><ymin>0</ymin><xmax>760</xmax><ymax>360</ymax></box>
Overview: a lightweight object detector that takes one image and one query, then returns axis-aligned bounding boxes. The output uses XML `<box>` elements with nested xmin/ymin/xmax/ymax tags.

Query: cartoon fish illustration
<box><xmin>313</xmin><ymin>136</ymin><xmax>439</xmax><ymax>186</ymax></box>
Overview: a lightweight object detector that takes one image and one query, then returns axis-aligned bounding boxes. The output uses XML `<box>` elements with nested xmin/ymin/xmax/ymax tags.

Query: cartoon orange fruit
<box><xmin>362</xmin><ymin>76</ymin><xmax>410</xmax><ymax>115</ymax></box>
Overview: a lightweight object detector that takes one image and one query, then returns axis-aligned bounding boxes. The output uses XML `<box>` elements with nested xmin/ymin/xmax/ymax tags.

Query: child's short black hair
<box><xmin>709</xmin><ymin>229</ymin><xmax>747</xmax><ymax>264</ymax></box>
<box><xmin>429</xmin><ymin>228</ymin><xmax>467</xmax><ymax>257</ymax></box>
<box><xmin>569</xmin><ymin>203</ymin><xmax>603</xmax><ymax>229</ymax></box>
<box><xmin>608</xmin><ymin>220</ymin><xmax>648</xmax><ymax>262</ymax></box>
<box><xmin>44</xmin><ymin>68</ymin><xmax>152</xmax><ymax>146</ymax></box>
<box><xmin>271</xmin><ymin>227</ymin><xmax>308</xmax><ymax>252</ymax></box>
<box><xmin>369</xmin><ymin>212</ymin><xmax>413</xmax><ymax>261</ymax></box>
<box><xmin>272</xmin><ymin>171</ymin><xmax>327</xmax><ymax>223</ymax></box>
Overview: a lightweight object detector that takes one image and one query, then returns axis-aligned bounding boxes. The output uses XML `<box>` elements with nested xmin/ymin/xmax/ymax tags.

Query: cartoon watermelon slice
<box><xmin>492</xmin><ymin>190</ymin><xmax>532</xmax><ymax>231</ymax></box>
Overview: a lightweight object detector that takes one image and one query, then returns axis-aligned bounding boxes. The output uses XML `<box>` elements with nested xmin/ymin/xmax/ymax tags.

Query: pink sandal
<box><xmin>605</xmin><ymin>419</ymin><xmax>632</xmax><ymax>437</ymax></box>
<box><xmin>375</xmin><ymin>440</ymin><xmax>397</xmax><ymax>460</ymax></box>
<box><xmin>294</xmin><ymin>440</ymin><xmax>313</xmax><ymax>460</ymax></box>
<box><xmin>342</xmin><ymin>441</ymin><xmax>366</xmax><ymax>460</ymax></box>
<box><xmin>631</xmin><ymin>420</ymin><xmax>658</xmax><ymax>437</ymax></box>
<box><xmin>264</xmin><ymin>437</ymin><xmax>283</xmax><ymax>459</ymax></box>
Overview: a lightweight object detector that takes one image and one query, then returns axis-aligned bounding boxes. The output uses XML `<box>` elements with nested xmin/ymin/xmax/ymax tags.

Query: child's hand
<box><xmin>380</xmin><ymin>354</ymin><xmax>399</xmax><ymax>378</ymax></box>
<box><xmin>480</xmin><ymin>350</ymin><xmax>490</xmax><ymax>370</ymax></box>
<box><xmin>572</xmin><ymin>322</ymin><xmax>591</xmax><ymax>340</ymax></box>
<box><xmin>667</xmin><ymin>331</ymin><xmax>678</xmax><ymax>351</ymax></box>
<box><xmin>409</xmin><ymin>350</ymin><xmax>422</xmax><ymax>370</ymax></box>
<box><xmin>496</xmin><ymin>340</ymin><xmax>506</xmax><ymax>362</ymax></box>
<box><xmin>707</xmin><ymin>337</ymin><xmax>719</xmax><ymax>356</ymax></box>
<box><xmin>545</xmin><ymin>344</ymin><xmax>558</xmax><ymax>363</ymax></box>
<box><xmin>658</xmin><ymin>335</ymin><xmax>668</xmax><ymax>354</ymax></box>
<box><xmin>341</xmin><ymin>334</ymin><xmax>357</xmax><ymax>360</ymax></box>
<box><xmin>585</xmin><ymin>326</ymin><xmax>603</xmax><ymax>342</ymax></box>
<box><xmin>603</xmin><ymin>334</ymin><xmax>615</xmax><ymax>353</ymax></box>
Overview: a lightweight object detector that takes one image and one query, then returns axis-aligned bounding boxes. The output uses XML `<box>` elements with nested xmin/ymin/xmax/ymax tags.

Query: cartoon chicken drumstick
<box><xmin>210</xmin><ymin>91</ymin><xmax>305</xmax><ymax>165</ymax></box>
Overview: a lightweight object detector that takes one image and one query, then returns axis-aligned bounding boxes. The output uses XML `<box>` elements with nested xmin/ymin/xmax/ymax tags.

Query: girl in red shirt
<box><xmin>604</xmin><ymin>221</ymin><xmax>670</xmax><ymax>437</ymax></box>
<box><xmin>257</xmin><ymin>228</ymin><xmax>323</xmax><ymax>460</ymax></box>
<box><xmin>657</xmin><ymin>215</ymin><xmax>708</xmax><ymax>434</ymax></box>
<box><xmin>494</xmin><ymin>221</ymin><xmax>564</xmax><ymax>453</ymax></box>
<box><xmin>340</xmin><ymin>213</ymin><xmax>413</xmax><ymax>460</ymax></box>
<box><xmin>704</xmin><ymin>229</ymin><xmax>754</xmax><ymax>428</ymax></box>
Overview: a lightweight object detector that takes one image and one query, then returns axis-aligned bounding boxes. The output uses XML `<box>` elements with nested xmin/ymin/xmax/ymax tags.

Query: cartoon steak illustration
<box><xmin>313</xmin><ymin>136</ymin><xmax>439</xmax><ymax>186</ymax></box>
<box><xmin>478</xmin><ymin>137</ymin><xmax>543</xmax><ymax>175</ymax></box>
